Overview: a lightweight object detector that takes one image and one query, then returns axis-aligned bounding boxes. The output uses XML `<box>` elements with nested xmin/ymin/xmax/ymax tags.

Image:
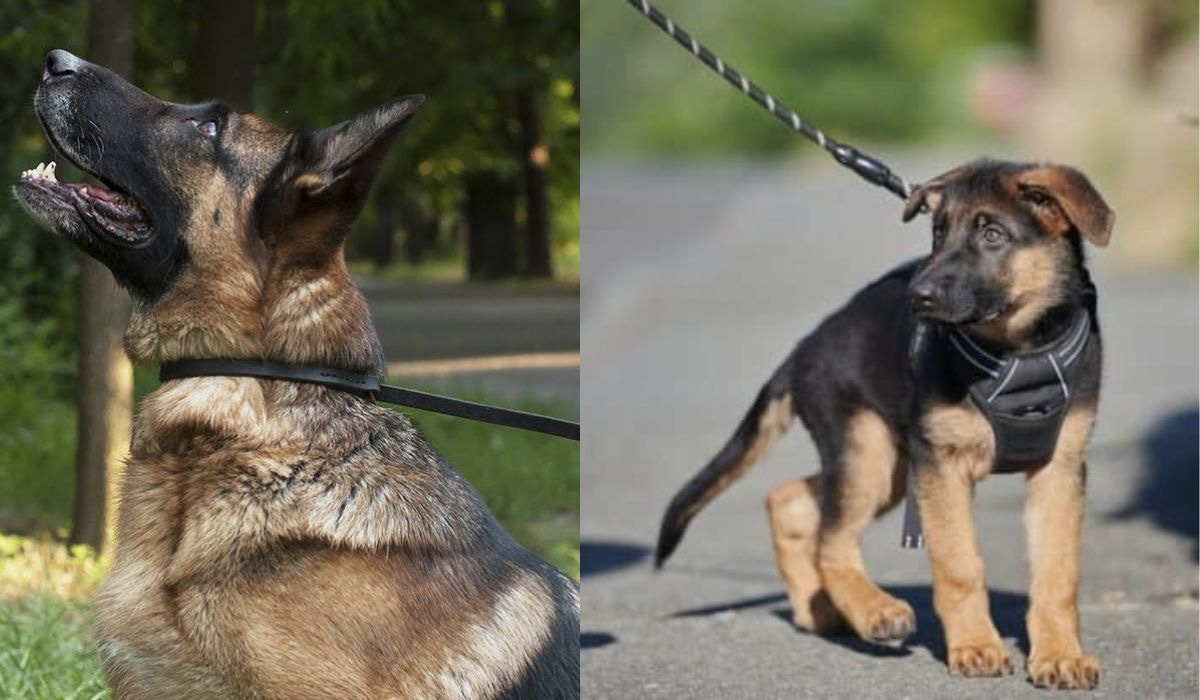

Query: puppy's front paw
<box><xmin>948</xmin><ymin>643</ymin><xmax>1014</xmax><ymax>677</ymax></box>
<box><xmin>860</xmin><ymin>597</ymin><xmax>915</xmax><ymax>643</ymax></box>
<box><xmin>1027</xmin><ymin>654</ymin><xmax>1100</xmax><ymax>690</ymax></box>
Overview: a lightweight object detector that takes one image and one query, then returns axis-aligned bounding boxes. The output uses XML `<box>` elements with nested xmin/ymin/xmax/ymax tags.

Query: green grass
<box><xmin>0</xmin><ymin>596</ymin><xmax>107</xmax><ymax>700</ymax></box>
<box><xmin>0</xmin><ymin>537</ymin><xmax>108</xmax><ymax>699</ymax></box>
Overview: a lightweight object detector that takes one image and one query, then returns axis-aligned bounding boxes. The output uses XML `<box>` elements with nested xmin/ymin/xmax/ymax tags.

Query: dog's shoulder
<box><xmin>129</xmin><ymin>379</ymin><xmax>501</xmax><ymax>578</ymax></box>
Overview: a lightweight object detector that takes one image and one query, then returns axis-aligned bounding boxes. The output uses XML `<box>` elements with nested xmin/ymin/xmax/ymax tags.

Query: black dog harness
<box><xmin>945</xmin><ymin>308</ymin><xmax>1092</xmax><ymax>472</ymax></box>
<box><xmin>901</xmin><ymin>295</ymin><xmax>1095</xmax><ymax>548</ymax></box>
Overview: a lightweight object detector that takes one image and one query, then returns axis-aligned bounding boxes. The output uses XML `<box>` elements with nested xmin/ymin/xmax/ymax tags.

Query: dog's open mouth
<box><xmin>18</xmin><ymin>160</ymin><xmax>152</xmax><ymax>245</ymax></box>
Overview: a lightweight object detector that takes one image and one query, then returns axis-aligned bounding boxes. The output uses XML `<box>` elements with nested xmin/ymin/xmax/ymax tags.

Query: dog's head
<box><xmin>15</xmin><ymin>50</ymin><xmax>423</xmax><ymax>371</ymax></box>
<box><xmin>901</xmin><ymin>159</ymin><xmax>1113</xmax><ymax>340</ymax></box>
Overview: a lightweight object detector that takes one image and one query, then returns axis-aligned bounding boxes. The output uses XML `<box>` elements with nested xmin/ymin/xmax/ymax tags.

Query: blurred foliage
<box><xmin>130</xmin><ymin>0</ymin><xmax>580</xmax><ymax>259</ymax></box>
<box><xmin>0</xmin><ymin>0</ymin><xmax>579</xmax><ymax>402</ymax></box>
<box><xmin>583</xmin><ymin>0</ymin><xmax>1036</xmax><ymax>156</ymax></box>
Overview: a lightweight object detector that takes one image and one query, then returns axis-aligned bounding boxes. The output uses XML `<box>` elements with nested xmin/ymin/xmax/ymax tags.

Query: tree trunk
<box><xmin>371</xmin><ymin>190</ymin><xmax>397</xmax><ymax>270</ymax></box>
<box><xmin>195</xmin><ymin>0</ymin><xmax>257</xmax><ymax>109</ymax></box>
<box><xmin>71</xmin><ymin>0</ymin><xmax>135</xmax><ymax>554</ymax></box>
<box><xmin>465</xmin><ymin>172</ymin><xmax>520</xmax><ymax>280</ymax></box>
<box><xmin>400</xmin><ymin>198</ymin><xmax>435</xmax><ymax>266</ymax></box>
<box><xmin>516</xmin><ymin>90</ymin><xmax>552</xmax><ymax>278</ymax></box>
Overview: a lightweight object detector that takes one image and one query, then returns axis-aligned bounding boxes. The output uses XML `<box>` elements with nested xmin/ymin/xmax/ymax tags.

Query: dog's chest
<box><xmin>919</xmin><ymin>400</ymin><xmax>996</xmax><ymax>480</ymax></box>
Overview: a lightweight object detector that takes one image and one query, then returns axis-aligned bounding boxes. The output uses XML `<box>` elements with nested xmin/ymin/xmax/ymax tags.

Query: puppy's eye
<box><xmin>1024</xmin><ymin>190</ymin><xmax>1050</xmax><ymax>206</ymax></box>
<box><xmin>982</xmin><ymin>226</ymin><xmax>1007</xmax><ymax>245</ymax></box>
<box><xmin>189</xmin><ymin>119</ymin><xmax>218</xmax><ymax>138</ymax></box>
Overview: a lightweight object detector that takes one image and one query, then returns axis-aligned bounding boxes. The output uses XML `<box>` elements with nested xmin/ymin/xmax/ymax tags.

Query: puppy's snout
<box><xmin>908</xmin><ymin>278</ymin><xmax>941</xmax><ymax>313</ymax></box>
<box><xmin>43</xmin><ymin>50</ymin><xmax>81</xmax><ymax>81</ymax></box>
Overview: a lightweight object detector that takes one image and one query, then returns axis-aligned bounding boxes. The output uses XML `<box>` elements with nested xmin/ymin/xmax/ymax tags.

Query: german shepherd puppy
<box><xmin>655</xmin><ymin>159</ymin><xmax>1113</xmax><ymax>690</ymax></box>
<box><xmin>15</xmin><ymin>50</ymin><xmax>578</xmax><ymax>699</ymax></box>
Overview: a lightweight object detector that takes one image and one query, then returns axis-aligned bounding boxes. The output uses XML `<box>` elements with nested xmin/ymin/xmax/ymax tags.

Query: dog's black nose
<box><xmin>43</xmin><ymin>50</ymin><xmax>81</xmax><ymax>81</ymax></box>
<box><xmin>908</xmin><ymin>280</ymin><xmax>940</xmax><ymax>312</ymax></box>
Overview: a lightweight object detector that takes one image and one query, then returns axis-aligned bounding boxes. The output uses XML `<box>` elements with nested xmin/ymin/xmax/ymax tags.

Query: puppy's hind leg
<box><xmin>766</xmin><ymin>475</ymin><xmax>845</xmax><ymax>634</ymax></box>
<box><xmin>816</xmin><ymin>409</ymin><xmax>914</xmax><ymax>644</ymax></box>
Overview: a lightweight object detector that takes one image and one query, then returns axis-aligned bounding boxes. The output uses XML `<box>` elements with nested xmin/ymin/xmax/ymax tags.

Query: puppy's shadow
<box><xmin>671</xmin><ymin>585</ymin><xmax>1029</xmax><ymax>661</ymax></box>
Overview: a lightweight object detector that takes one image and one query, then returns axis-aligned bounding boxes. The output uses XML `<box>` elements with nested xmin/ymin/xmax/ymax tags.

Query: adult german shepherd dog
<box><xmin>15</xmin><ymin>50</ymin><xmax>578</xmax><ymax>699</ymax></box>
<box><xmin>655</xmin><ymin>159</ymin><xmax>1113</xmax><ymax>690</ymax></box>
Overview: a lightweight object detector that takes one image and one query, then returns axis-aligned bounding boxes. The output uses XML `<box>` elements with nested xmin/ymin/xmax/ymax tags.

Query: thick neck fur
<box><xmin>124</xmin><ymin>238</ymin><xmax>385</xmax><ymax>378</ymax></box>
<box><xmin>261</xmin><ymin>256</ymin><xmax>386</xmax><ymax>377</ymax></box>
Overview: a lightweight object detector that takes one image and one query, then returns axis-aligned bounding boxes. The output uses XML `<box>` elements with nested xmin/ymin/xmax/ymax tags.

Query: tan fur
<box><xmin>814</xmin><ymin>410</ymin><xmax>914</xmax><ymax>642</ymax></box>
<box><xmin>99</xmin><ymin>379</ymin><xmax>569</xmax><ymax>698</ymax></box>
<box><xmin>1023</xmin><ymin>404</ymin><xmax>1099</xmax><ymax>689</ymax></box>
<box><xmin>916</xmin><ymin>398</ymin><xmax>1013</xmax><ymax>675</ymax></box>
<box><xmin>914</xmin><ymin>400</ymin><xmax>1099</xmax><ymax>683</ymax></box>
<box><xmin>765</xmin><ymin>477</ymin><xmax>843</xmax><ymax>633</ymax></box>
<box><xmin>92</xmin><ymin>109</ymin><xmax>575</xmax><ymax>698</ymax></box>
<box><xmin>969</xmin><ymin>246</ymin><xmax>1066</xmax><ymax>347</ymax></box>
<box><xmin>916</xmin><ymin>403</ymin><xmax>1012</xmax><ymax>676</ymax></box>
<box><xmin>1014</xmin><ymin>166</ymin><xmax>1115</xmax><ymax>247</ymax></box>
<box><xmin>681</xmin><ymin>393</ymin><xmax>794</xmax><ymax>523</ymax></box>
<box><xmin>123</xmin><ymin>117</ymin><xmax>283</xmax><ymax>365</ymax></box>
<box><xmin>921</xmin><ymin>401</ymin><xmax>996</xmax><ymax>482</ymax></box>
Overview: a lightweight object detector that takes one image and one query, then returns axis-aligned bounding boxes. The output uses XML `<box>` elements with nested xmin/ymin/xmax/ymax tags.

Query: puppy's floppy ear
<box><xmin>294</xmin><ymin>95</ymin><xmax>425</xmax><ymax>201</ymax></box>
<box><xmin>1015</xmin><ymin>164</ymin><xmax>1115</xmax><ymax>247</ymax></box>
<box><xmin>902</xmin><ymin>182</ymin><xmax>943</xmax><ymax>222</ymax></box>
<box><xmin>902</xmin><ymin>164</ymin><xmax>971</xmax><ymax>222</ymax></box>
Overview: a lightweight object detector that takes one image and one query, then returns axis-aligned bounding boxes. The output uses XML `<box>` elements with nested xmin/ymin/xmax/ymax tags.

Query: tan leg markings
<box><xmin>765</xmin><ymin>477</ymin><xmax>844</xmax><ymax>634</ymax></box>
<box><xmin>1024</xmin><ymin>407</ymin><xmax>1100</xmax><ymax>690</ymax></box>
<box><xmin>917</xmin><ymin>461</ymin><xmax>1013</xmax><ymax>677</ymax></box>
<box><xmin>815</xmin><ymin>410</ymin><xmax>914</xmax><ymax>643</ymax></box>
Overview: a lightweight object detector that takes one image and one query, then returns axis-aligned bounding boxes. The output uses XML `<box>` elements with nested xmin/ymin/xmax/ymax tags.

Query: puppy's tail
<box><xmin>655</xmin><ymin>358</ymin><xmax>796</xmax><ymax>568</ymax></box>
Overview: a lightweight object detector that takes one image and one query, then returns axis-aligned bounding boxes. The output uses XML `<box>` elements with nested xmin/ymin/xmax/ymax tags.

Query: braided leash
<box><xmin>630</xmin><ymin>1</ymin><xmax>935</xmax><ymax>546</ymax></box>
<box><xmin>627</xmin><ymin>0</ymin><xmax>915</xmax><ymax>202</ymax></box>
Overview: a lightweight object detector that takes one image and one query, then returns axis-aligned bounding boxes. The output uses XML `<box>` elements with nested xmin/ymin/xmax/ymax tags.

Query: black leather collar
<box><xmin>159</xmin><ymin>359</ymin><xmax>580</xmax><ymax>441</ymax></box>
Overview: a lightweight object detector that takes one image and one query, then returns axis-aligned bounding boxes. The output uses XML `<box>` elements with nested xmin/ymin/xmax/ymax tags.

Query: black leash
<box><xmin>626</xmin><ymin>0</ymin><xmax>915</xmax><ymax>202</ymax></box>
<box><xmin>159</xmin><ymin>359</ymin><xmax>580</xmax><ymax>441</ymax></box>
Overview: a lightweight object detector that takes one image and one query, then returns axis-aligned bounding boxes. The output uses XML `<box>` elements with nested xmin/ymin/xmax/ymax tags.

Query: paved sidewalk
<box><xmin>580</xmin><ymin>155</ymin><xmax>1198</xmax><ymax>699</ymax></box>
<box><xmin>359</xmin><ymin>279</ymin><xmax>579</xmax><ymax>408</ymax></box>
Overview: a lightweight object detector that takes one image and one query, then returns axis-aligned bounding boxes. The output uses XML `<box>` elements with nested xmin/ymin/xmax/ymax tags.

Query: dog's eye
<box><xmin>1024</xmin><ymin>189</ymin><xmax>1050</xmax><ymax>206</ymax></box>
<box><xmin>982</xmin><ymin>226</ymin><xmax>1007</xmax><ymax>245</ymax></box>
<box><xmin>189</xmin><ymin>119</ymin><xmax>218</xmax><ymax>138</ymax></box>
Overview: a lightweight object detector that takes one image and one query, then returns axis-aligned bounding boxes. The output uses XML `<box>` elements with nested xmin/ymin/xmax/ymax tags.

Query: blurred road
<box><xmin>580</xmin><ymin>152</ymin><xmax>1198</xmax><ymax>699</ymax></box>
<box><xmin>358</xmin><ymin>279</ymin><xmax>579</xmax><ymax>410</ymax></box>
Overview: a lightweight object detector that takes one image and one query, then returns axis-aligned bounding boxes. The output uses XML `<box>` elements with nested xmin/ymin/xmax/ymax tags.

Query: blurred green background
<box><xmin>583</xmin><ymin>0</ymin><xmax>1197</xmax><ymax>264</ymax></box>
<box><xmin>585</xmin><ymin>0</ymin><xmax>1036</xmax><ymax>155</ymax></box>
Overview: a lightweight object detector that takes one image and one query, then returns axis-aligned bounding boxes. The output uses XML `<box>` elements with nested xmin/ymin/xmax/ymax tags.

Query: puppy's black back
<box><xmin>656</xmin><ymin>260</ymin><xmax>922</xmax><ymax>565</ymax></box>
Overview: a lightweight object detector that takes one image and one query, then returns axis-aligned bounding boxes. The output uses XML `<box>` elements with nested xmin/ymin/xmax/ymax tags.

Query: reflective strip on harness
<box><xmin>946</xmin><ymin>310</ymin><xmax>1092</xmax><ymax>472</ymax></box>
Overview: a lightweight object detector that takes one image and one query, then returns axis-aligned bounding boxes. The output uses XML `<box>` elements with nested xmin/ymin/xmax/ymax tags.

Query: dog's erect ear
<box><xmin>294</xmin><ymin>95</ymin><xmax>425</xmax><ymax>200</ymax></box>
<box><xmin>1015</xmin><ymin>165</ymin><xmax>1115</xmax><ymax>247</ymax></box>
